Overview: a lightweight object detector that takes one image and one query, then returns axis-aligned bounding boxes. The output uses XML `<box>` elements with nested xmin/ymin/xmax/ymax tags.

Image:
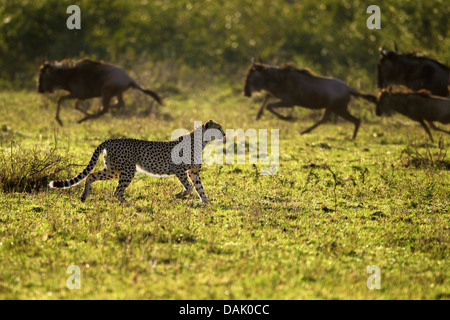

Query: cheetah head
<box><xmin>203</xmin><ymin>119</ymin><xmax>226</xmax><ymax>143</ymax></box>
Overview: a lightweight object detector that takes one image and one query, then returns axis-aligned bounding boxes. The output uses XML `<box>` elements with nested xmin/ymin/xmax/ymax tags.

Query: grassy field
<box><xmin>0</xmin><ymin>80</ymin><xmax>448</xmax><ymax>300</ymax></box>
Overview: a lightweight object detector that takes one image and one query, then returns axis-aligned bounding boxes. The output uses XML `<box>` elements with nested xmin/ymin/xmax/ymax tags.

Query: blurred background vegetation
<box><xmin>0</xmin><ymin>0</ymin><xmax>448</xmax><ymax>90</ymax></box>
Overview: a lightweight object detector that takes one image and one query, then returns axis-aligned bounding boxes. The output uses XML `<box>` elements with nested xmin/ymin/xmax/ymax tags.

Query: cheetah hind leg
<box><xmin>112</xmin><ymin>170</ymin><xmax>135</xmax><ymax>205</ymax></box>
<box><xmin>81</xmin><ymin>168</ymin><xmax>118</xmax><ymax>202</ymax></box>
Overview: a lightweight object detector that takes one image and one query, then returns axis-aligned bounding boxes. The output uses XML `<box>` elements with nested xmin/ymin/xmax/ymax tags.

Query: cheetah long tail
<box><xmin>49</xmin><ymin>142</ymin><xmax>107</xmax><ymax>189</ymax></box>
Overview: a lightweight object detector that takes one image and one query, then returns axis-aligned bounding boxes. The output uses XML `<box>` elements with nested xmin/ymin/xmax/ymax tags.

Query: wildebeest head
<box><xmin>377</xmin><ymin>48</ymin><xmax>400</xmax><ymax>89</ymax></box>
<box><xmin>37</xmin><ymin>61</ymin><xmax>66</xmax><ymax>93</ymax></box>
<box><xmin>375</xmin><ymin>89</ymin><xmax>391</xmax><ymax>116</ymax></box>
<box><xmin>243</xmin><ymin>62</ymin><xmax>267</xmax><ymax>97</ymax></box>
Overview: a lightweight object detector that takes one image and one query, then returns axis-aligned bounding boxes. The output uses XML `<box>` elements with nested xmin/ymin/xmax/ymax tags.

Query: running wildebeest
<box><xmin>244</xmin><ymin>62</ymin><xmax>377</xmax><ymax>139</ymax></box>
<box><xmin>376</xmin><ymin>88</ymin><xmax>450</xmax><ymax>142</ymax></box>
<box><xmin>377</xmin><ymin>46</ymin><xmax>450</xmax><ymax>97</ymax></box>
<box><xmin>37</xmin><ymin>58</ymin><xmax>163</xmax><ymax>125</ymax></box>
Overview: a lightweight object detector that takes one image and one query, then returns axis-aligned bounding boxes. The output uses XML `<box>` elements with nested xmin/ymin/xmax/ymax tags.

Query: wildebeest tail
<box><xmin>49</xmin><ymin>142</ymin><xmax>107</xmax><ymax>189</ymax></box>
<box><xmin>350</xmin><ymin>89</ymin><xmax>377</xmax><ymax>104</ymax></box>
<box><xmin>130</xmin><ymin>81</ymin><xmax>164</xmax><ymax>105</ymax></box>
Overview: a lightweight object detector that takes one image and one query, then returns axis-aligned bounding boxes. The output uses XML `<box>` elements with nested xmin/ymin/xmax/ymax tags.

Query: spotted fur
<box><xmin>49</xmin><ymin>119</ymin><xmax>225</xmax><ymax>203</ymax></box>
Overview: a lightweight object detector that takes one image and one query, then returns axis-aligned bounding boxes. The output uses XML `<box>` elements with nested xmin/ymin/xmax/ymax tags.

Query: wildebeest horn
<box><xmin>250</xmin><ymin>57</ymin><xmax>255</xmax><ymax>66</ymax></box>
<box><xmin>394</xmin><ymin>41</ymin><xmax>398</xmax><ymax>53</ymax></box>
<box><xmin>40</xmin><ymin>61</ymin><xmax>51</xmax><ymax>71</ymax></box>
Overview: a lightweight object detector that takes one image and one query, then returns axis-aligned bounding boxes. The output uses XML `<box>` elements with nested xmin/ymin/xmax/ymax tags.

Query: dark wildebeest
<box><xmin>244</xmin><ymin>62</ymin><xmax>377</xmax><ymax>139</ymax></box>
<box><xmin>37</xmin><ymin>58</ymin><xmax>163</xmax><ymax>125</ymax></box>
<box><xmin>377</xmin><ymin>46</ymin><xmax>450</xmax><ymax>97</ymax></box>
<box><xmin>376</xmin><ymin>88</ymin><xmax>450</xmax><ymax>142</ymax></box>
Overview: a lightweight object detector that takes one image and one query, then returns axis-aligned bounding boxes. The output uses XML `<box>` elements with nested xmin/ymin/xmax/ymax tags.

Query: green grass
<box><xmin>0</xmin><ymin>87</ymin><xmax>448</xmax><ymax>300</ymax></box>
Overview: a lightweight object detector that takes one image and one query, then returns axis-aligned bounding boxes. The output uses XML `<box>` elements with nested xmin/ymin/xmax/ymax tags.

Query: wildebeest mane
<box><xmin>400</xmin><ymin>52</ymin><xmax>450</xmax><ymax>70</ymax></box>
<box><xmin>277</xmin><ymin>63</ymin><xmax>316</xmax><ymax>76</ymax></box>
<box><xmin>42</xmin><ymin>58</ymin><xmax>105</xmax><ymax>70</ymax></box>
<box><xmin>246</xmin><ymin>62</ymin><xmax>315</xmax><ymax>77</ymax></box>
<box><xmin>379</xmin><ymin>86</ymin><xmax>434</xmax><ymax>98</ymax></box>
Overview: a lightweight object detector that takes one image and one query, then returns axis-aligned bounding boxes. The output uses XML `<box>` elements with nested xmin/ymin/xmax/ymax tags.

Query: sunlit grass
<box><xmin>0</xmin><ymin>88</ymin><xmax>448</xmax><ymax>299</ymax></box>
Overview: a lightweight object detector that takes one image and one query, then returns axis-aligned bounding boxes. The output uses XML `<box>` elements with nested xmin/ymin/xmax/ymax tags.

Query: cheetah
<box><xmin>49</xmin><ymin>119</ymin><xmax>225</xmax><ymax>203</ymax></box>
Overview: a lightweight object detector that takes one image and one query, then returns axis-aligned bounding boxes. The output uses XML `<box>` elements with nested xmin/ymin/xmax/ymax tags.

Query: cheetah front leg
<box><xmin>174</xmin><ymin>171</ymin><xmax>193</xmax><ymax>199</ymax></box>
<box><xmin>188</xmin><ymin>167</ymin><xmax>209</xmax><ymax>203</ymax></box>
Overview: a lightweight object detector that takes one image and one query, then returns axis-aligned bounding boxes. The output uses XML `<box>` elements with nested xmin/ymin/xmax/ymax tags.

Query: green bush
<box><xmin>0</xmin><ymin>0</ymin><xmax>448</xmax><ymax>89</ymax></box>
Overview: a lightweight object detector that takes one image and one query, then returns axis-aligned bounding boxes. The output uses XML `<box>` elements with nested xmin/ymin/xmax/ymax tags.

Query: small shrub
<box><xmin>400</xmin><ymin>137</ymin><xmax>449</xmax><ymax>170</ymax></box>
<box><xmin>0</xmin><ymin>142</ymin><xmax>73</xmax><ymax>192</ymax></box>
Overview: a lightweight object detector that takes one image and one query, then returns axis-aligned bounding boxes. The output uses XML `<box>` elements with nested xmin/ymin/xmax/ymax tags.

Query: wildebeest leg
<box><xmin>427</xmin><ymin>121</ymin><xmax>450</xmax><ymax>135</ymax></box>
<box><xmin>55</xmin><ymin>94</ymin><xmax>76</xmax><ymax>126</ymax></box>
<box><xmin>266</xmin><ymin>101</ymin><xmax>296</xmax><ymax>121</ymax></box>
<box><xmin>99</xmin><ymin>93</ymin><xmax>113</xmax><ymax>115</ymax></box>
<box><xmin>73</xmin><ymin>99</ymin><xmax>92</xmax><ymax>116</ymax></box>
<box><xmin>334</xmin><ymin>108</ymin><xmax>361</xmax><ymax>139</ymax></box>
<box><xmin>77</xmin><ymin>94</ymin><xmax>112</xmax><ymax>123</ymax></box>
<box><xmin>111</xmin><ymin>94</ymin><xmax>126</xmax><ymax>116</ymax></box>
<box><xmin>418</xmin><ymin>119</ymin><xmax>434</xmax><ymax>142</ymax></box>
<box><xmin>300</xmin><ymin>108</ymin><xmax>332</xmax><ymax>135</ymax></box>
<box><xmin>111</xmin><ymin>94</ymin><xmax>125</xmax><ymax>111</ymax></box>
<box><xmin>116</xmin><ymin>94</ymin><xmax>125</xmax><ymax>110</ymax></box>
<box><xmin>288</xmin><ymin>107</ymin><xmax>295</xmax><ymax>119</ymax></box>
<box><xmin>255</xmin><ymin>93</ymin><xmax>273</xmax><ymax>120</ymax></box>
